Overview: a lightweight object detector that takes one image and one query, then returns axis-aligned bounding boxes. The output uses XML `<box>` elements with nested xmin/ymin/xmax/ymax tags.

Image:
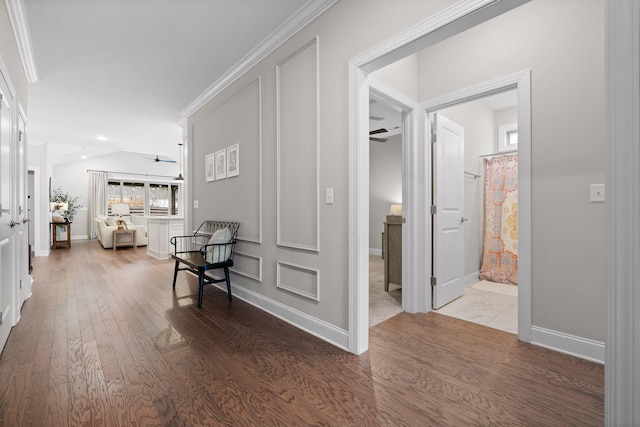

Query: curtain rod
<box><xmin>86</xmin><ymin>169</ymin><xmax>177</xmax><ymax>179</ymax></box>
<box><xmin>464</xmin><ymin>171</ymin><xmax>480</xmax><ymax>179</ymax></box>
<box><xmin>479</xmin><ymin>150</ymin><xmax>517</xmax><ymax>159</ymax></box>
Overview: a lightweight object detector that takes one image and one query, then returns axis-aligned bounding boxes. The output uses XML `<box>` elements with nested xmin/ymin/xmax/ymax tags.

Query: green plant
<box><xmin>51</xmin><ymin>187</ymin><xmax>82</xmax><ymax>222</ymax></box>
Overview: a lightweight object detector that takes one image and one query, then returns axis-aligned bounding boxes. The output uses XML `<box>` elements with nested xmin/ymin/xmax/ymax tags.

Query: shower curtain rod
<box><xmin>479</xmin><ymin>150</ymin><xmax>517</xmax><ymax>159</ymax></box>
<box><xmin>86</xmin><ymin>169</ymin><xmax>176</xmax><ymax>179</ymax></box>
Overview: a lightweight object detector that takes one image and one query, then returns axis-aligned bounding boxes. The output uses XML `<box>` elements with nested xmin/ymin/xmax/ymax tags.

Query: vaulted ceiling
<box><xmin>21</xmin><ymin>0</ymin><xmax>332</xmax><ymax>165</ymax></box>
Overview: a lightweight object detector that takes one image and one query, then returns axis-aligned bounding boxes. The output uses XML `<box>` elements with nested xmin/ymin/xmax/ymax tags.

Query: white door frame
<box><xmin>369</xmin><ymin>77</ymin><xmax>421</xmax><ymax>315</ymax></box>
<box><xmin>348</xmin><ymin>0</ymin><xmax>530</xmax><ymax>355</ymax></box>
<box><xmin>422</xmin><ymin>70</ymin><xmax>532</xmax><ymax>341</ymax></box>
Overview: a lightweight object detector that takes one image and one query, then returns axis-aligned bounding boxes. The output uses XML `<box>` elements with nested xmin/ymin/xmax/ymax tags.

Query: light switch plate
<box><xmin>193</xmin><ymin>200</ymin><xmax>199</xmax><ymax>208</ymax></box>
<box><xmin>590</xmin><ymin>184</ymin><xmax>605</xmax><ymax>202</ymax></box>
<box><xmin>325</xmin><ymin>188</ymin><xmax>334</xmax><ymax>204</ymax></box>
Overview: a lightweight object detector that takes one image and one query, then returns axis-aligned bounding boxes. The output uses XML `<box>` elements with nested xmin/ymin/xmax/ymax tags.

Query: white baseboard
<box><xmin>369</xmin><ymin>248</ymin><xmax>382</xmax><ymax>256</ymax></box>
<box><xmin>464</xmin><ymin>271</ymin><xmax>480</xmax><ymax>286</ymax></box>
<box><xmin>71</xmin><ymin>235</ymin><xmax>88</xmax><ymax>241</ymax></box>
<box><xmin>207</xmin><ymin>277</ymin><xmax>350</xmax><ymax>351</ymax></box>
<box><xmin>531</xmin><ymin>325</ymin><xmax>604</xmax><ymax>364</ymax></box>
<box><xmin>35</xmin><ymin>249</ymin><xmax>50</xmax><ymax>257</ymax></box>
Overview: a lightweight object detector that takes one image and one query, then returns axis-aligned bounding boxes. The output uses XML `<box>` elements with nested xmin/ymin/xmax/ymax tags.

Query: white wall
<box><xmin>52</xmin><ymin>151</ymin><xmax>179</xmax><ymax>239</ymax></box>
<box><xmin>369</xmin><ymin>134</ymin><xmax>402</xmax><ymax>252</ymax></box>
<box><xmin>417</xmin><ymin>0</ymin><xmax>605</xmax><ymax>341</ymax></box>
<box><xmin>27</xmin><ymin>143</ymin><xmax>51</xmax><ymax>255</ymax></box>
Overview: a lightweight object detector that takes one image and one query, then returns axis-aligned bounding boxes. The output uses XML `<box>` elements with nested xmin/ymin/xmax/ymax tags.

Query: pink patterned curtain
<box><xmin>479</xmin><ymin>154</ymin><xmax>518</xmax><ymax>285</ymax></box>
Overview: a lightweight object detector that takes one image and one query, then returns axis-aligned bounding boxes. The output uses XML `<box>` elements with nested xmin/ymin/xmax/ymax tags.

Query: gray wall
<box><xmin>417</xmin><ymin>0</ymin><xmax>605</xmax><ymax>341</ymax></box>
<box><xmin>185</xmin><ymin>0</ymin><xmax>604</xmax><ymax>343</ymax></box>
<box><xmin>187</xmin><ymin>0</ymin><xmax>459</xmax><ymax>329</ymax></box>
<box><xmin>369</xmin><ymin>135</ymin><xmax>402</xmax><ymax>252</ymax></box>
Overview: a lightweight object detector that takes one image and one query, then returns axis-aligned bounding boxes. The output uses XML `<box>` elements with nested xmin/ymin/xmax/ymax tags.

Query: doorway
<box><xmin>430</xmin><ymin>90</ymin><xmax>519</xmax><ymax>335</ymax></box>
<box><xmin>349</xmin><ymin>1</ymin><xmax>532</xmax><ymax>354</ymax></box>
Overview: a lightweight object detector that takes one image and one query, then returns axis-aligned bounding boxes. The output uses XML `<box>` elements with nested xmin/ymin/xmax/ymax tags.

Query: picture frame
<box><xmin>215</xmin><ymin>149</ymin><xmax>227</xmax><ymax>180</ymax></box>
<box><xmin>205</xmin><ymin>153</ymin><xmax>216</xmax><ymax>182</ymax></box>
<box><xmin>226</xmin><ymin>144</ymin><xmax>239</xmax><ymax>177</ymax></box>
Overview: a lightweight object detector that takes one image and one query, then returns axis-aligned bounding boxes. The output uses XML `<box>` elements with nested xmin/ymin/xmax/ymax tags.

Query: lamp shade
<box><xmin>111</xmin><ymin>203</ymin><xmax>130</xmax><ymax>216</ymax></box>
<box><xmin>389</xmin><ymin>204</ymin><xmax>402</xmax><ymax>215</ymax></box>
<box><xmin>50</xmin><ymin>202</ymin><xmax>68</xmax><ymax>211</ymax></box>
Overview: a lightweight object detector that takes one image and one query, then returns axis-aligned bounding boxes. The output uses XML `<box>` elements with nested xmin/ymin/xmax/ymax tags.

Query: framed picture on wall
<box><xmin>226</xmin><ymin>144</ymin><xmax>239</xmax><ymax>177</ymax></box>
<box><xmin>214</xmin><ymin>149</ymin><xmax>226</xmax><ymax>180</ymax></box>
<box><xmin>205</xmin><ymin>153</ymin><xmax>216</xmax><ymax>182</ymax></box>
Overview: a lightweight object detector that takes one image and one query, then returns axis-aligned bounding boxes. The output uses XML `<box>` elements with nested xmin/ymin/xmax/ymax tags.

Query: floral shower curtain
<box><xmin>479</xmin><ymin>154</ymin><xmax>518</xmax><ymax>285</ymax></box>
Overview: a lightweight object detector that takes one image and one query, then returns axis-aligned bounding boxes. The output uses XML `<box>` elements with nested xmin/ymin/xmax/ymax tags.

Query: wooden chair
<box><xmin>170</xmin><ymin>221</ymin><xmax>239</xmax><ymax>307</ymax></box>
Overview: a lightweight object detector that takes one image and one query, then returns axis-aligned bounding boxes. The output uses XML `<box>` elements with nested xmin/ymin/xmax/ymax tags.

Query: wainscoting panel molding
<box><xmin>230</xmin><ymin>251</ymin><xmax>262</xmax><ymax>282</ymax></box>
<box><xmin>276</xmin><ymin>261</ymin><xmax>320</xmax><ymax>301</ymax></box>
<box><xmin>276</xmin><ymin>37</ymin><xmax>320</xmax><ymax>252</ymax></box>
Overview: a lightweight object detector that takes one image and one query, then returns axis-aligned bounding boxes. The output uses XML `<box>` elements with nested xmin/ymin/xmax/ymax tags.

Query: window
<box><xmin>498</xmin><ymin>123</ymin><xmax>518</xmax><ymax>152</ymax></box>
<box><xmin>107</xmin><ymin>179</ymin><xmax>181</xmax><ymax>217</ymax></box>
<box><xmin>149</xmin><ymin>184</ymin><xmax>169</xmax><ymax>216</ymax></box>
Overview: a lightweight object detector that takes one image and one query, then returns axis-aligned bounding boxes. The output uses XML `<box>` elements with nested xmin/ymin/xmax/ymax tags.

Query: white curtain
<box><xmin>87</xmin><ymin>171</ymin><xmax>108</xmax><ymax>239</ymax></box>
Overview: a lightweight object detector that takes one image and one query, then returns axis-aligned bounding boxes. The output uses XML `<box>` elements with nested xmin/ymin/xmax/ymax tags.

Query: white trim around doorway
<box><xmin>421</xmin><ymin>69</ymin><xmax>532</xmax><ymax>343</ymax></box>
<box><xmin>348</xmin><ymin>0</ymin><xmax>530</xmax><ymax>355</ymax></box>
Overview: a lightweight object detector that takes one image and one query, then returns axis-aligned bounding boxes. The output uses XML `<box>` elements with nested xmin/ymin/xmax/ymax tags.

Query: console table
<box><xmin>50</xmin><ymin>221</ymin><xmax>71</xmax><ymax>249</ymax></box>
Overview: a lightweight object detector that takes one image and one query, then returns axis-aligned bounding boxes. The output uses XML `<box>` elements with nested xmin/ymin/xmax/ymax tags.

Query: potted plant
<box><xmin>50</xmin><ymin>187</ymin><xmax>82</xmax><ymax>222</ymax></box>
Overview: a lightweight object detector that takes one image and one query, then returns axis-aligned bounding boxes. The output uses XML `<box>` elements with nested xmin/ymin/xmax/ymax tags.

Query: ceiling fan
<box><xmin>369</xmin><ymin>127</ymin><xmax>388</xmax><ymax>143</ymax></box>
<box><xmin>148</xmin><ymin>155</ymin><xmax>176</xmax><ymax>163</ymax></box>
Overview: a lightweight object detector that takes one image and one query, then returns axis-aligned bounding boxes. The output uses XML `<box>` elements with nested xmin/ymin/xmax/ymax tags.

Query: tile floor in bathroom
<box><xmin>434</xmin><ymin>281</ymin><xmax>518</xmax><ymax>334</ymax></box>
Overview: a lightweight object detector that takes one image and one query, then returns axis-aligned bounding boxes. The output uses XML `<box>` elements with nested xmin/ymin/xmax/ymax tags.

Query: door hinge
<box><xmin>0</xmin><ymin>311</ymin><xmax>3</xmax><ymax>325</ymax></box>
<box><xmin>18</xmin><ymin>130</ymin><xmax>23</xmax><ymax>141</ymax></box>
<box><xmin>430</xmin><ymin>205</ymin><xmax>437</xmax><ymax>215</ymax></box>
<box><xmin>19</xmin><ymin>279</ymin><xmax>23</xmax><ymax>290</ymax></box>
<box><xmin>430</xmin><ymin>277</ymin><xmax>436</xmax><ymax>287</ymax></box>
<box><xmin>402</xmin><ymin>217</ymin><xmax>406</xmax><ymax>224</ymax></box>
<box><xmin>431</xmin><ymin>130</ymin><xmax>436</xmax><ymax>144</ymax></box>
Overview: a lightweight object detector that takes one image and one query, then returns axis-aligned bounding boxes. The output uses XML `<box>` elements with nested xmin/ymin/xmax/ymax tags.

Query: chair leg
<box><xmin>172</xmin><ymin>260</ymin><xmax>180</xmax><ymax>289</ymax></box>
<box><xmin>224</xmin><ymin>268</ymin><xmax>232</xmax><ymax>301</ymax></box>
<box><xmin>198</xmin><ymin>270</ymin><xmax>205</xmax><ymax>308</ymax></box>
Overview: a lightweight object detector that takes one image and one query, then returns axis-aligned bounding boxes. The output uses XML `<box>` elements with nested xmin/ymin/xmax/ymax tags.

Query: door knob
<box><xmin>461</xmin><ymin>217</ymin><xmax>468</xmax><ymax>223</ymax></box>
<box><xmin>9</xmin><ymin>220</ymin><xmax>18</xmax><ymax>228</ymax></box>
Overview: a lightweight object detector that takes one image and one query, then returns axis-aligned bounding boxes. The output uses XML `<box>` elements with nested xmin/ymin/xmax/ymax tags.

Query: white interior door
<box><xmin>0</xmin><ymin>79</ymin><xmax>15</xmax><ymax>350</ymax></box>
<box><xmin>18</xmin><ymin>113</ymin><xmax>30</xmax><ymax>304</ymax></box>
<box><xmin>432</xmin><ymin>113</ymin><xmax>465</xmax><ymax>309</ymax></box>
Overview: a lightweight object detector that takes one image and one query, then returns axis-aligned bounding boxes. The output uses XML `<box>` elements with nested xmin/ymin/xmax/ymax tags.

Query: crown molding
<box><xmin>5</xmin><ymin>0</ymin><xmax>38</xmax><ymax>83</ymax></box>
<box><xmin>180</xmin><ymin>0</ymin><xmax>338</xmax><ymax>119</ymax></box>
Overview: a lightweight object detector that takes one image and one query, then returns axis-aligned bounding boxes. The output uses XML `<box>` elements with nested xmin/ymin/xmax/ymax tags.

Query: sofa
<box><xmin>94</xmin><ymin>215</ymin><xmax>148</xmax><ymax>249</ymax></box>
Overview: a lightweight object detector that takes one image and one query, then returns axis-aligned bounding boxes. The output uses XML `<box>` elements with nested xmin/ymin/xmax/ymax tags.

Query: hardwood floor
<box><xmin>0</xmin><ymin>241</ymin><xmax>603</xmax><ymax>426</ymax></box>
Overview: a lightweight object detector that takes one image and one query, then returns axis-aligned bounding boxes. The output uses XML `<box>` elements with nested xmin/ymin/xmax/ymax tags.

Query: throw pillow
<box><xmin>206</xmin><ymin>227</ymin><xmax>232</xmax><ymax>263</ymax></box>
<box><xmin>105</xmin><ymin>217</ymin><xmax>118</xmax><ymax>227</ymax></box>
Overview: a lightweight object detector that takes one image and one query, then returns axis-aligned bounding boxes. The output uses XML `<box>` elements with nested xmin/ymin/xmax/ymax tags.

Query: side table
<box><xmin>50</xmin><ymin>221</ymin><xmax>71</xmax><ymax>249</ymax></box>
<box><xmin>113</xmin><ymin>228</ymin><xmax>137</xmax><ymax>251</ymax></box>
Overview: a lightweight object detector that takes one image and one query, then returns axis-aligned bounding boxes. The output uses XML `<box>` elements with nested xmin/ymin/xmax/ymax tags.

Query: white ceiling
<box><xmin>22</xmin><ymin>0</ymin><xmax>324</xmax><ymax>165</ymax></box>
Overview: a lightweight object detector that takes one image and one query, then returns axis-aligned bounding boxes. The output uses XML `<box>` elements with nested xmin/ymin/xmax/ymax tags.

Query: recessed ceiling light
<box><xmin>96</xmin><ymin>135</ymin><xmax>107</xmax><ymax>141</ymax></box>
<box><xmin>81</xmin><ymin>155</ymin><xmax>87</xmax><ymax>160</ymax></box>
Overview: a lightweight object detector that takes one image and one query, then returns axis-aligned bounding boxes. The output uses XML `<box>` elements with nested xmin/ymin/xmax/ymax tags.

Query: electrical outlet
<box><xmin>590</xmin><ymin>184</ymin><xmax>605</xmax><ymax>202</ymax></box>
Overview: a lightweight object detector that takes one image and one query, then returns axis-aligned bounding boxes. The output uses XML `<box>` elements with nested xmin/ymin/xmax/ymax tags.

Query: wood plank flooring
<box><xmin>0</xmin><ymin>241</ymin><xmax>603</xmax><ymax>426</ymax></box>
